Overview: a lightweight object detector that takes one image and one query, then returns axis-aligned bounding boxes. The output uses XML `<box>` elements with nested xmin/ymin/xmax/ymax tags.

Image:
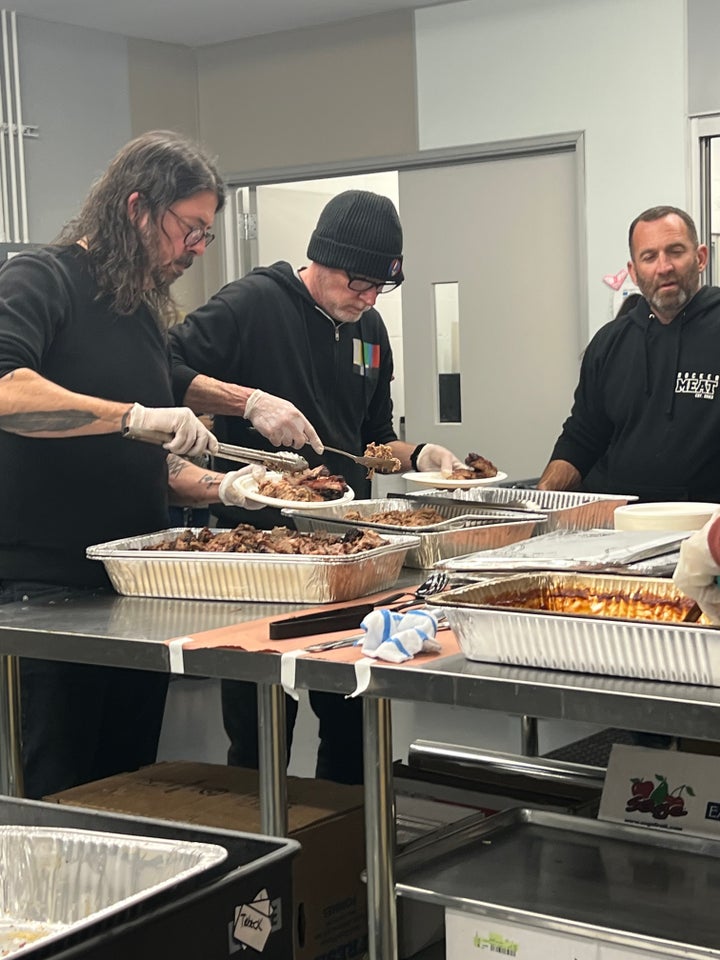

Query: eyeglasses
<box><xmin>346</xmin><ymin>273</ymin><xmax>402</xmax><ymax>295</ymax></box>
<box><xmin>166</xmin><ymin>207</ymin><xmax>215</xmax><ymax>248</ymax></box>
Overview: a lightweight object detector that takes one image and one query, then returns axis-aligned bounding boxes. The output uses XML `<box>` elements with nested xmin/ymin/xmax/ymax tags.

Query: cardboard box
<box><xmin>47</xmin><ymin>762</ymin><xmax>367</xmax><ymax>960</ymax></box>
<box><xmin>445</xmin><ymin>910</ymin><xmax>600</xmax><ymax>960</ymax></box>
<box><xmin>599</xmin><ymin>744</ymin><xmax>720</xmax><ymax>839</ymax></box>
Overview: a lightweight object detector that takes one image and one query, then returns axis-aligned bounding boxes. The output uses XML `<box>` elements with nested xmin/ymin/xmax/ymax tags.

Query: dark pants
<box><xmin>1</xmin><ymin>581</ymin><xmax>169</xmax><ymax>800</ymax></box>
<box><xmin>221</xmin><ymin>679</ymin><xmax>364</xmax><ymax>785</ymax></box>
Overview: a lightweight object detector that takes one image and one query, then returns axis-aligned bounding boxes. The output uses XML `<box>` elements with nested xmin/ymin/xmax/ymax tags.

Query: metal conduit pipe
<box><xmin>2</xmin><ymin>10</ymin><xmax>18</xmax><ymax>241</ymax></box>
<box><xmin>408</xmin><ymin>740</ymin><xmax>606</xmax><ymax>790</ymax></box>
<box><xmin>10</xmin><ymin>11</ymin><xmax>27</xmax><ymax>241</ymax></box>
<box><xmin>0</xmin><ymin>655</ymin><xmax>24</xmax><ymax>796</ymax></box>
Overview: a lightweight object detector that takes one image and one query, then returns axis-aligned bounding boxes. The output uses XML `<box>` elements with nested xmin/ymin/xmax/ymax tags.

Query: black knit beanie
<box><xmin>307</xmin><ymin>190</ymin><xmax>404</xmax><ymax>283</ymax></box>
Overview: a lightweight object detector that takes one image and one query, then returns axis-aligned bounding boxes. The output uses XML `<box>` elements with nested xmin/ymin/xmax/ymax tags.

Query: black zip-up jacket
<box><xmin>170</xmin><ymin>262</ymin><xmax>398</xmax><ymax>520</ymax></box>
<box><xmin>550</xmin><ymin>285</ymin><xmax>720</xmax><ymax>501</ymax></box>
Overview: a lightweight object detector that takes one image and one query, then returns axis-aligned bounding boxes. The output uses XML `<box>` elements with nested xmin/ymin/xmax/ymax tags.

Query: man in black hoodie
<box><xmin>170</xmin><ymin>190</ymin><xmax>462</xmax><ymax>783</ymax></box>
<box><xmin>538</xmin><ymin>205</ymin><xmax>720</xmax><ymax>502</ymax></box>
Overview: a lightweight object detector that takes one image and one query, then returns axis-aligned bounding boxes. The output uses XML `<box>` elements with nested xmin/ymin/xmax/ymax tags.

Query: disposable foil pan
<box><xmin>87</xmin><ymin>528</ymin><xmax>420</xmax><ymax>603</ymax></box>
<box><xmin>434</xmin><ymin>573</ymin><xmax>720</xmax><ymax>685</ymax></box>
<box><xmin>0</xmin><ymin>825</ymin><xmax>226</xmax><ymax>957</ymax></box>
<box><xmin>408</xmin><ymin>487</ymin><xmax>636</xmax><ymax>532</ymax></box>
<box><xmin>283</xmin><ymin>498</ymin><xmax>539</xmax><ymax>568</ymax></box>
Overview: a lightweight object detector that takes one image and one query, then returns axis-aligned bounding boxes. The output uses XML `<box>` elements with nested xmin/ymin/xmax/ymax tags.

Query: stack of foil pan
<box><xmin>434</xmin><ymin>574</ymin><xmax>720</xmax><ymax>685</ymax></box>
<box><xmin>284</xmin><ymin>498</ymin><xmax>541</xmax><ymax>568</ymax></box>
<box><xmin>406</xmin><ymin>487</ymin><xmax>636</xmax><ymax>532</ymax></box>
<box><xmin>0</xmin><ymin>826</ymin><xmax>226</xmax><ymax>957</ymax></box>
<box><xmin>87</xmin><ymin>528</ymin><xmax>420</xmax><ymax>603</ymax></box>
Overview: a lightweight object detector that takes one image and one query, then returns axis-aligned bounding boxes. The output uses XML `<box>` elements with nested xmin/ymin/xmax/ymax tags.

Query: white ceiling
<box><xmin>8</xmin><ymin>0</ymin><xmax>456</xmax><ymax>47</ymax></box>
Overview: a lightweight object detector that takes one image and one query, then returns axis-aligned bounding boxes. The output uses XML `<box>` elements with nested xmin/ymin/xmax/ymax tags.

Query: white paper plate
<box><xmin>402</xmin><ymin>470</ymin><xmax>508</xmax><ymax>489</ymax></box>
<box><xmin>234</xmin><ymin>473</ymin><xmax>355</xmax><ymax>511</ymax></box>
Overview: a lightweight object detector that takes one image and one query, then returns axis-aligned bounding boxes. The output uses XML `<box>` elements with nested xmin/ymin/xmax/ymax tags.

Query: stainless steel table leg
<box><xmin>364</xmin><ymin>696</ymin><xmax>397</xmax><ymax>960</ymax></box>
<box><xmin>257</xmin><ymin>682</ymin><xmax>288</xmax><ymax>836</ymax></box>
<box><xmin>0</xmin><ymin>655</ymin><xmax>24</xmax><ymax>797</ymax></box>
<box><xmin>521</xmin><ymin>714</ymin><xmax>539</xmax><ymax>756</ymax></box>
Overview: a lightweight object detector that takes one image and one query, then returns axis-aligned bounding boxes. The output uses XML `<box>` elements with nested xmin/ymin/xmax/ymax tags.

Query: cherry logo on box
<box><xmin>625</xmin><ymin>773</ymin><xmax>694</xmax><ymax>820</ymax></box>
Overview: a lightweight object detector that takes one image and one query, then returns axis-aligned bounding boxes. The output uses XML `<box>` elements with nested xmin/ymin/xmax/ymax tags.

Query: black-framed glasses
<box><xmin>346</xmin><ymin>273</ymin><xmax>402</xmax><ymax>295</ymax></box>
<box><xmin>167</xmin><ymin>207</ymin><xmax>215</xmax><ymax>248</ymax></box>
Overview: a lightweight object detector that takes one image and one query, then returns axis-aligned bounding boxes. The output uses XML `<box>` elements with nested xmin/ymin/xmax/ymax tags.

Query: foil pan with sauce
<box><xmin>284</xmin><ymin>498</ymin><xmax>540</xmax><ymax>569</ymax></box>
<box><xmin>434</xmin><ymin>573</ymin><xmax>720</xmax><ymax>686</ymax></box>
<box><xmin>87</xmin><ymin>528</ymin><xmax>420</xmax><ymax>603</ymax></box>
<box><xmin>0</xmin><ymin>826</ymin><xmax>226</xmax><ymax>957</ymax></box>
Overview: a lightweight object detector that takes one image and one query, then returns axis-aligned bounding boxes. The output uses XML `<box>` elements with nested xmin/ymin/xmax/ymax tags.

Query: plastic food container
<box><xmin>614</xmin><ymin>501</ymin><xmax>720</xmax><ymax>532</ymax></box>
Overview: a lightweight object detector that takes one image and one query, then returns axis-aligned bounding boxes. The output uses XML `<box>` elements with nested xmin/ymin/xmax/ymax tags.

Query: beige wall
<box><xmin>195</xmin><ymin>11</ymin><xmax>418</xmax><ymax>176</ymax></box>
<box><xmin>127</xmin><ymin>37</ymin><xmax>220</xmax><ymax>313</ymax></box>
<box><xmin>125</xmin><ymin>12</ymin><xmax>417</xmax><ymax>311</ymax></box>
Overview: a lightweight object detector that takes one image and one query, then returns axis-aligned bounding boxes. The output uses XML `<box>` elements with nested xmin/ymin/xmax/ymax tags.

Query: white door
<box><xmin>399</xmin><ymin>151</ymin><xmax>582</xmax><ymax>481</ymax></box>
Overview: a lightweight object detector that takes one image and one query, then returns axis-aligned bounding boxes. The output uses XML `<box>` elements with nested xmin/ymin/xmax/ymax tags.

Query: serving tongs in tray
<box><xmin>394</xmin><ymin>491</ymin><xmax>548</xmax><ymax>520</ymax></box>
<box><xmin>123</xmin><ymin>426</ymin><xmax>309</xmax><ymax>472</ymax></box>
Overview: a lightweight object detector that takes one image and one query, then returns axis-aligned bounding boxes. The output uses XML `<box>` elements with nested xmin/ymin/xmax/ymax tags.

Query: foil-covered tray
<box><xmin>283</xmin><ymin>498</ymin><xmax>540</xmax><ymax>569</ymax></box>
<box><xmin>0</xmin><ymin>825</ymin><xmax>226</xmax><ymax>957</ymax></box>
<box><xmin>87</xmin><ymin>528</ymin><xmax>420</xmax><ymax>603</ymax></box>
<box><xmin>434</xmin><ymin>573</ymin><xmax>720</xmax><ymax>685</ymax></box>
<box><xmin>435</xmin><ymin>527</ymin><xmax>687</xmax><ymax>573</ymax></box>
<box><xmin>406</xmin><ymin>486</ymin><xmax>636</xmax><ymax>531</ymax></box>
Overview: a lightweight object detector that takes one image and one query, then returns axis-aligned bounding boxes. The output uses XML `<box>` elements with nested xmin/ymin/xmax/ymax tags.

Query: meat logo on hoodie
<box><xmin>675</xmin><ymin>371</ymin><xmax>720</xmax><ymax>400</ymax></box>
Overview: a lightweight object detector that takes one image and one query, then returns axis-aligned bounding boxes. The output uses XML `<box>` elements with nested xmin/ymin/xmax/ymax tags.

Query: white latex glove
<box><xmin>244</xmin><ymin>389</ymin><xmax>323</xmax><ymax>454</ymax></box>
<box><xmin>415</xmin><ymin>443</ymin><xmax>464</xmax><ymax>475</ymax></box>
<box><xmin>125</xmin><ymin>402</ymin><xmax>219</xmax><ymax>458</ymax></box>
<box><xmin>672</xmin><ymin>518</ymin><xmax>720</xmax><ymax>623</ymax></box>
<box><xmin>217</xmin><ymin>464</ymin><xmax>266</xmax><ymax>510</ymax></box>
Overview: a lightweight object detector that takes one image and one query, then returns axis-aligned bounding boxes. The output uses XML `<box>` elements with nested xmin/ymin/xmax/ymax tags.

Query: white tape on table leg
<box><xmin>167</xmin><ymin>637</ymin><xmax>189</xmax><ymax>675</ymax></box>
<box><xmin>280</xmin><ymin>649</ymin><xmax>306</xmax><ymax>701</ymax></box>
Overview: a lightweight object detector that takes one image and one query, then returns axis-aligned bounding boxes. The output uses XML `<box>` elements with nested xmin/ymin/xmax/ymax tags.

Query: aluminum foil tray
<box><xmin>0</xmin><ymin>825</ymin><xmax>226</xmax><ymax>958</ymax></box>
<box><xmin>434</xmin><ymin>573</ymin><xmax>720</xmax><ymax>685</ymax></box>
<box><xmin>87</xmin><ymin>528</ymin><xmax>420</xmax><ymax>603</ymax></box>
<box><xmin>283</xmin><ymin>498</ymin><xmax>539</xmax><ymax>569</ymax></box>
<box><xmin>407</xmin><ymin>486</ymin><xmax>636</xmax><ymax>532</ymax></box>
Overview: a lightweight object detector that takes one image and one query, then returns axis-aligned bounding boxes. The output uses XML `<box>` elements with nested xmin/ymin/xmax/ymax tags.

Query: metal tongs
<box><xmin>323</xmin><ymin>444</ymin><xmax>400</xmax><ymax>473</ymax></box>
<box><xmin>124</xmin><ymin>427</ymin><xmax>309</xmax><ymax>473</ymax></box>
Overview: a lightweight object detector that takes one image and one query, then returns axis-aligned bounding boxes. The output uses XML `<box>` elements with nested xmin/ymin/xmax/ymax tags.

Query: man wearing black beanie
<box><xmin>169</xmin><ymin>189</ymin><xmax>462</xmax><ymax>785</ymax></box>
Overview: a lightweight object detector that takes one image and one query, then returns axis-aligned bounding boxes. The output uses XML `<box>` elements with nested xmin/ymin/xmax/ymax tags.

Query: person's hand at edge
<box><xmin>244</xmin><ymin>389</ymin><xmax>323</xmax><ymax>454</ymax></box>
<box><xmin>124</xmin><ymin>402</ymin><xmax>219</xmax><ymax>458</ymax></box>
<box><xmin>673</xmin><ymin>514</ymin><xmax>720</xmax><ymax>623</ymax></box>
<box><xmin>415</xmin><ymin>443</ymin><xmax>464</xmax><ymax>475</ymax></box>
<box><xmin>217</xmin><ymin>464</ymin><xmax>266</xmax><ymax>511</ymax></box>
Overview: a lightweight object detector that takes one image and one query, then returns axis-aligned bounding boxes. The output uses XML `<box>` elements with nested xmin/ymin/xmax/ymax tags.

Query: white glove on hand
<box><xmin>244</xmin><ymin>389</ymin><xmax>323</xmax><ymax>454</ymax></box>
<box><xmin>416</xmin><ymin>443</ymin><xmax>464</xmax><ymax>475</ymax></box>
<box><xmin>217</xmin><ymin>465</ymin><xmax>266</xmax><ymax>511</ymax></box>
<box><xmin>125</xmin><ymin>402</ymin><xmax>219</xmax><ymax>458</ymax></box>
<box><xmin>673</xmin><ymin>519</ymin><xmax>720</xmax><ymax>623</ymax></box>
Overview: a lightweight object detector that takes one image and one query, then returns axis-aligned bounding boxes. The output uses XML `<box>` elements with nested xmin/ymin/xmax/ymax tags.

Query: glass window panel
<box><xmin>433</xmin><ymin>282</ymin><xmax>461</xmax><ymax>423</ymax></box>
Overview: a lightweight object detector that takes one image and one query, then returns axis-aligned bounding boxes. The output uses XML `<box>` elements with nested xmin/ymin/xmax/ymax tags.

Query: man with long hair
<box><xmin>0</xmin><ymin>130</ymin><xmax>255</xmax><ymax>798</ymax></box>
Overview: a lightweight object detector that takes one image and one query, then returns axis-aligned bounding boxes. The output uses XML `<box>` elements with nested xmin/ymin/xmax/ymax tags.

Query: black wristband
<box><xmin>410</xmin><ymin>443</ymin><xmax>427</xmax><ymax>472</ymax></box>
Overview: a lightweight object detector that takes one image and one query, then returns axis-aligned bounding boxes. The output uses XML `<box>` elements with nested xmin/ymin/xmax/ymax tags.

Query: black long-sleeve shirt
<box><xmin>550</xmin><ymin>286</ymin><xmax>720</xmax><ymax>501</ymax></box>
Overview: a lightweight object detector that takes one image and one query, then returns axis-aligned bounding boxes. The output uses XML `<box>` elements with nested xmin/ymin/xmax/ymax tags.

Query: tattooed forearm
<box><xmin>198</xmin><ymin>471</ymin><xmax>219</xmax><ymax>490</ymax></box>
<box><xmin>166</xmin><ymin>454</ymin><xmax>190</xmax><ymax>479</ymax></box>
<box><xmin>0</xmin><ymin>410</ymin><xmax>100</xmax><ymax>432</ymax></box>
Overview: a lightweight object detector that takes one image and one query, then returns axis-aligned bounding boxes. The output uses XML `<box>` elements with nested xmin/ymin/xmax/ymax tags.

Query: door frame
<box><xmin>220</xmin><ymin>131</ymin><xmax>589</xmax><ymax>339</ymax></box>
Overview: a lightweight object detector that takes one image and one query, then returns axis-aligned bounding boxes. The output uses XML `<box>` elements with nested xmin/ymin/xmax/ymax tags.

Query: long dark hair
<box><xmin>56</xmin><ymin>130</ymin><xmax>225</xmax><ymax>319</ymax></box>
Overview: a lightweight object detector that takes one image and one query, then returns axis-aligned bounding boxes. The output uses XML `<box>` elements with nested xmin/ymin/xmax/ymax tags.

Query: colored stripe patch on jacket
<box><xmin>353</xmin><ymin>339</ymin><xmax>380</xmax><ymax>378</ymax></box>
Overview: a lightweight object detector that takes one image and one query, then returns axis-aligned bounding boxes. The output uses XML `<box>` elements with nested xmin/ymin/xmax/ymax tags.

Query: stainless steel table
<box><xmin>0</xmin><ymin>591</ymin><xmax>306</xmax><ymax>834</ymax></box>
<box><xmin>289</xmin><ymin>653</ymin><xmax>720</xmax><ymax>960</ymax></box>
<box><xmin>4</xmin><ymin>589</ymin><xmax>720</xmax><ymax>959</ymax></box>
